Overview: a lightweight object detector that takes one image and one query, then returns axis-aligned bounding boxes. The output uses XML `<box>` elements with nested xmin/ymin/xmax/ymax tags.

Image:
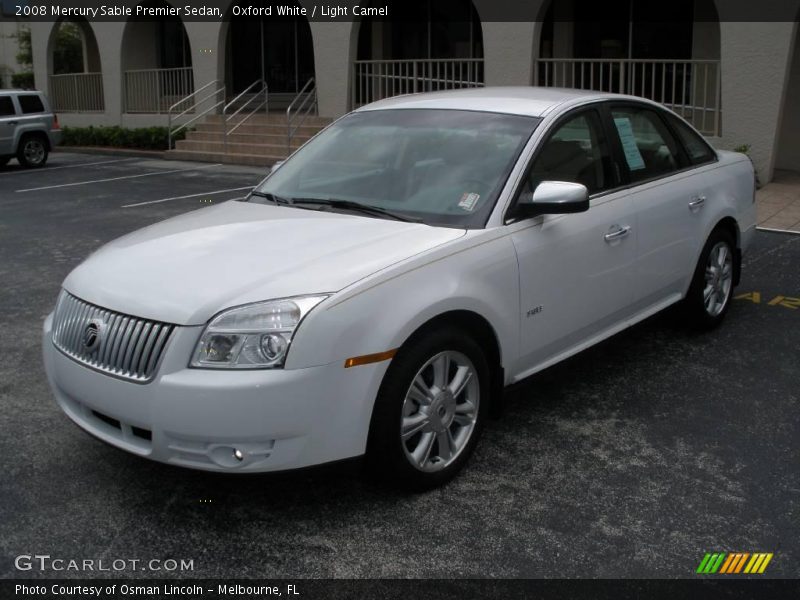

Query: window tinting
<box><xmin>611</xmin><ymin>107</ymin><xmax>682</xmax><ymax>182</ymax></box>
<box><xmin>0</xmin><ymin>96</ymin><xmax>15</xmax><ymax>116</ymax></box>
<box><xmin>521</xmin><ymin>110</ymin><xmax>615</xmax><ymax>199</ymax></box>
<box><xmin>668</xmin><ymin>114</ymin><xmax>716</xmax><ymax>165</ymax></box>
<box><xmin>18</xmin><ymin>95</ymin><xmax>45</xmax><ymax>114</ymax></box>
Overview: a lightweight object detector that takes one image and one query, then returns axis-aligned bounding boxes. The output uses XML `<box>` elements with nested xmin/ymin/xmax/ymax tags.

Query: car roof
<box><xmin>0</xmin><ymin>90</ymin><xmax>42</xmax><ymax>94</ymax></box>
<box><xmin>356</xmin><ymin>86</ymin><xmax>654</xmax><ymax>118</ymax></box>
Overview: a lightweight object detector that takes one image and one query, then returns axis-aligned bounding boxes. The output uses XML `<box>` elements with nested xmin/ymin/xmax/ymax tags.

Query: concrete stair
<box><xmin>166</xmin><ymin>113</ymin><xmax>332</xmax><ymax>167</ymax></box>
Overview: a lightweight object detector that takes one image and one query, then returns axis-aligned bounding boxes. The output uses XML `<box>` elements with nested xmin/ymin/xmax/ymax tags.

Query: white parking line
<box><xmin>15</xmin><ymin>163</ymin><xmax>222</xmax><ymax>193</ymax></box>
<box><xmin>122</xmin><ymin>186</ymin><xmax>254</xmax><ymax>208</ymax></box>
<box><xmin>0</xmin><ymin>157</ymin><xmax>138</xmax><ymax>176</ymax></box>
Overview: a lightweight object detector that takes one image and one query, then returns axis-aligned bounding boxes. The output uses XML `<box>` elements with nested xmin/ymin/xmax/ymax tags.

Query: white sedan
<box><xmin>43</xmin><ymin>88</ymin><xmax>756</xmax><ymax>489</ymax></box>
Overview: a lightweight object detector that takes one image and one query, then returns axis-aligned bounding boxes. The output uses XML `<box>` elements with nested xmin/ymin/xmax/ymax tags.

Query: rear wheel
<box><xmin>683</xmin><ymin>229</ymin><xmax>736</xmax><ymax>329</ymax></box>
<box><xmin>0</xmin><ymin>157</ymin><xmax>9</xmax><ymax>167</ymax></box>
<box><xmin>366</xmin><ymin>328</ymin><xmax>490</xmax><ymax>490</ymax></box>
<box><xmin>17</xmin><ymin>134</ymin><xmax>48</xmax><ymax>168</ymax></box>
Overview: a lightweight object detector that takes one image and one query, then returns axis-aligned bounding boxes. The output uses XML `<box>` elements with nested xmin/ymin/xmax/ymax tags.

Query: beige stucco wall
<box><xmin>775</xmin><ymin>23</ymin><xmax>800</xmax><ymax>173</ymax></box>
<box><xmin>717</xmin><ymin>21</ymin><xmax>797</xmax><ymax>181</ymax></box>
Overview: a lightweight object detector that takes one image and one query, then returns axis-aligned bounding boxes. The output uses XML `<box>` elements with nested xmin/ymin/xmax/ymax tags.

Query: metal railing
<box><xmin>168</xmin><ymin>79</ymin><xmax>225</xmax><ymax>150</ymax></box>
<box><xmin>352</xmin><ymin>58</ymin><xmax>484</xmax><ymax>108</ymax></box>
<box><xmin>48</xmin><ymin>73</ymin><xmax>105</xmax><ymax>112</ymax></box>
<box><xmin>286</xmin><ymin>77</ymin><xmax>317</xmax><ymax>151</ymax></box>
<box><xmin>223</xmin><ymin>79</ymin><xmax>268</xmax><ymax>153</ymax></box>
<box><xmin>124</xmin><ymin>67</ymin><xmax>194</xmax><ymax>114</ymax></box>
<box><xmin>534</xmin><ymin>58</ymin><xmax>721</xmax><ymax>136</ymax></box>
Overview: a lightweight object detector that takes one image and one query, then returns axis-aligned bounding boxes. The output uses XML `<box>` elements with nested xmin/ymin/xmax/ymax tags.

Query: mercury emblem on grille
<box><xmin>82</xmin><ymin>319</ymin><xmax>105</xmax><ymax>353</ymax></box>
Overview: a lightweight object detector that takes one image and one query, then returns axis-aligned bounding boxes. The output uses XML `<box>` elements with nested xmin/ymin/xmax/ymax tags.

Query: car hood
<box><xmin>63</xmin><ymin>201</ymin><xmax>465</xmax><ymax>325</ymax></box>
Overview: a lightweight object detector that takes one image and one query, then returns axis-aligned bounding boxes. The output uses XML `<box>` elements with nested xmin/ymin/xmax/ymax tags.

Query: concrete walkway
<box><xmin>757</xmin><ymin>170</ymin><xmax>800</xmax><ymax>233</ymax></box>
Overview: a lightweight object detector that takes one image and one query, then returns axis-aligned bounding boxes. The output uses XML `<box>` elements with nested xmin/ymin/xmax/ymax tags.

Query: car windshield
<box><xmin>247</xmin><ymin>109</ymin><xmax>540</xmax><ymax>227</ymax></box>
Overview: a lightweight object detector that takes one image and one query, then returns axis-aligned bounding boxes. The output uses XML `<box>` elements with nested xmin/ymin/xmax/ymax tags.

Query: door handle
<box><xmin>7</xmin><ymin>121</ymin><xmax>17</xmax><ymax>125</ymax></box>
<box><xmin>604</xmin><ymin>225</ymin><xmax>631</xmax><ymax>242</ymax></box>
<box><xmin>689</xmin><ymin>196</ymin><xmax>706</xmax><ymax>210</ymax></box>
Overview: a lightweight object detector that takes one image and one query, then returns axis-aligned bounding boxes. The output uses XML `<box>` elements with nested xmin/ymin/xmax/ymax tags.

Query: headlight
<box><xmin>190</xmin><ymin>296</ymin><xmax>328</xmax><ymax>369</ymax></box>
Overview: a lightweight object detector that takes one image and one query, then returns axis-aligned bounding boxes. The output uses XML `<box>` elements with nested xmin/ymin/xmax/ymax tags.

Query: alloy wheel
<box><xmin>400</xmin><ymin>350</ymin><xmax>480</xmax><ymax>472</ymax></box>
<box><xmin>24</xmin><ymin>139</ymin><xmax>45</xmax><ymax>165</ymax></box>
<box><xmin>703</xmin><ymin>241</ymin><xmax>733</xmax><ymax>317</ymax></box>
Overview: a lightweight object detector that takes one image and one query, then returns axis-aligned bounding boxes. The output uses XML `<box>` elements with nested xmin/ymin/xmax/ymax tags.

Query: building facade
<box><xmin>23</xmin><ymin>0</ymin><xmax>800</xmax><ymax>181</ymax></box>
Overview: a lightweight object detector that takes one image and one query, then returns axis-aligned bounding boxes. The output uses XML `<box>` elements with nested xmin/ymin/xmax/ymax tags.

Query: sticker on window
<box><xmin>458</xmin><ymin>192</ymin><xmax>480</xmax><ymax>211</ymax></box>
<box><xmin>613</xmin><ymin>117</ymin><xmax>646</xmax><ymax>171</ymax></box>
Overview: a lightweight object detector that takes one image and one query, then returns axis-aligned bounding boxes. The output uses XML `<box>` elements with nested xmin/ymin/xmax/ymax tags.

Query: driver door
<box><xmin>508</xmin><ymin>107</ymin><xmax>638</xmax><ymax>377</ymax></box>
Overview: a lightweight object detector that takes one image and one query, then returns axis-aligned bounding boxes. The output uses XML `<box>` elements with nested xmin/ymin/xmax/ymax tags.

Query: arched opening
<box><xmin>536</xmin><ymin>0</ymin><xmax>721</xmax><ymax>135</ymax></box>
<box><xmin>223</xmin><ymin>2</ymin><xmax>314</xmax><ymax>108</ymax></box>
<box><xmin>352</xmin><ymin>0</ymin><xmax>483</xmax><ymax>107</ymax></box>
<box><xmin>121</xmin><ymin>0</ymin><xmax>193</xmax><ymax>113</ymax></box>
<box><xmin>47</xmin><ymin>18</ymin><xmax>104</xmax><ymax>112</ymax></box>
<box><xmin>775</xmin><ymin>23</ymin><xmax>800</xmax><ymax>174</ymax></box>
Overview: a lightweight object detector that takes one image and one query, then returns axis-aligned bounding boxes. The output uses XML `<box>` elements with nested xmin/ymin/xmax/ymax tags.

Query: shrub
<box><xmin>11</xmin><ymin>72</ymin><xmax>35</xmax><ymax>90</ymax></box>
<box><xmin>60</xmin><ymin>126</ymin><xmax>187</xmax><ymax>151</ymax></box>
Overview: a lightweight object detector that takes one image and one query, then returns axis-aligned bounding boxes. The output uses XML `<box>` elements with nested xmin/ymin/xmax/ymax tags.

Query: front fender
<box><xmin>286</xmin><ymin>232</ymin><xmax>520</xmax><ymax>381</ymax></box>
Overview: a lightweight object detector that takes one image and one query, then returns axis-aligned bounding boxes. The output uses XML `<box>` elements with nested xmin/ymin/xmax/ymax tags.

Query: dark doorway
<box><xmin>227</xmin><ymin>9</ymin><xmax>314</xmax><ymax>95</ymax></box>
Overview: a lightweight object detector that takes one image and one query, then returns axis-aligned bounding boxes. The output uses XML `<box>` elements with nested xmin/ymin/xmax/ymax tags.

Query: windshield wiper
<box><xmin>249</xmin><ymin>190</ymin><xmax>292</xmax><ymax>205</ymax></box>
<box><xmin>290</xmin><ymin>198</ymin><xmax>421</xmax><ymax>223</ymax></box>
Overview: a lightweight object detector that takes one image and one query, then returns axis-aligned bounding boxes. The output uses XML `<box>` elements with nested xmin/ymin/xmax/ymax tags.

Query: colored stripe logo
<box><xmin>696</xmin><ymin>552</ymin><xmax>773</xmax><ymax>574</ymax></box>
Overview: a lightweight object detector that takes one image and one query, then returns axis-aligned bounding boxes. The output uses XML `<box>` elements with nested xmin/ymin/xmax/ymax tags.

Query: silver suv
<box><xmin>0</xmin><ymin>90</ymin><xmax>61</xmax><ymax>168</ymax></box>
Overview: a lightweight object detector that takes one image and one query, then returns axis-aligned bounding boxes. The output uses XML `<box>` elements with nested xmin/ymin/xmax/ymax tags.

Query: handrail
<box><xmin>223</xmin><ymin>78</ymin><xmax>268</xmax><ymax>152</ymax></box>
<box><xmin>533</xmin><ymin>57</ymin><xmax>721</xmax><ymax>136</ymax></box>
<box><xmin>286</xmin><ymin>77</ymin><xmax>317</xmax><ymax>151</ymax></box>
<box><xmin>167</xmin><ymin>79</ymin><xmax>225</xmax><ymax>150</ymax></box>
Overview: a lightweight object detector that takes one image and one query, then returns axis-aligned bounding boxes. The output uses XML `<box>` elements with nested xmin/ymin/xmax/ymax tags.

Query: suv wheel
<box><xmin>17</xmin><ymin>135</ymin><xmax>48</xmax><ymax>168</ymax></box>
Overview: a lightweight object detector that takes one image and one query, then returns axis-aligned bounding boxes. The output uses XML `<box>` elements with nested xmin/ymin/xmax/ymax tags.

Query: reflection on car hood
<box><xmin>63</xmin><ymin>201</ymin><xmax>465</xmax><ymax>325</ymax></box>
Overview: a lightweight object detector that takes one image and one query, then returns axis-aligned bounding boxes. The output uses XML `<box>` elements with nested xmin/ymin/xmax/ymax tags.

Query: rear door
<box><xmin>0</xmin><ymin>95</ymin><xmax>17</xmax><ymax>155</ymax></box>
<box><xmin>604</xmin><ymin>103</ymin><xmax>702</xmax><ymax>309</ymax></box>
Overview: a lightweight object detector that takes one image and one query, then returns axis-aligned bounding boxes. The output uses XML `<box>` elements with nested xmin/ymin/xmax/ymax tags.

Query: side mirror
<box><xmin>515</xmin><ymin>181</ymin><xmax>589</xmax><ymax>219</ymax></box>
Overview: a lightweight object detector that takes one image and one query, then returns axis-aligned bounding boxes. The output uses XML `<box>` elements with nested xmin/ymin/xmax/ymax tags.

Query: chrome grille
<box><xmin>51</xmin><ymin>291</ymin><xmax>175</xmax><ymax>383</ymax></box>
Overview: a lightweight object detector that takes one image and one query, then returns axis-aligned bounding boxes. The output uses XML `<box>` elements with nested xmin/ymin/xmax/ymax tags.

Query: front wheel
<box><xmin>683</xmin><ymin>229</ymin><xmax>736</xmax><ymax>330</ymax></box>
<box><xmin>366</xmin><ymin>328</ymin><xmax>490</xmax><ymax>490</ymax></box>
<box><xmin>17</xmin><ymin>135</ymin><xmax>49</xmax><ymax>168</ymax></box>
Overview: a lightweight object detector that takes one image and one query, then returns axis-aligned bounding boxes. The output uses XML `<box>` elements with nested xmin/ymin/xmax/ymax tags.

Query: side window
<box><xmin>667</xmin><ymin>114</ymin><xmax>716</xmax><ymax>165</ymax></box>
<box><xmin>0</xmin><ymin>96</ymin><xmax>15</xmax><ymax>116</ymax></box>
<box><xmin>520</xmin><ymin>109</ymin><xmax>615</xmax><ymax>201</ymax></box>
<box><xmin>611</xmin><ymin>107</ymin><xmax>683</xmax><ymax>182</ymax></box>
<box><xmin>18</xmin><ymin>95</ymin><xmax>45</xmax><ymax>114</ymax></box>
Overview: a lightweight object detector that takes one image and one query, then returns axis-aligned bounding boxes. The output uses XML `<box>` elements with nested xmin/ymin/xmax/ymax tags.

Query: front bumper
<box><xmin>42</xmin><ymin>313</ymin><xmax>388</xmax><ymax>472</ymax></box>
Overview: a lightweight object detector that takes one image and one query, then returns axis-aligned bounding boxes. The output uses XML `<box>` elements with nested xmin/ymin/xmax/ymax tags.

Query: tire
<box><xmin>366</xmin><ymin>327</ymin><xmax>490</xmax><ymax>491</ymax></box>
<box><xmin>683</xmin><ymin>228</ymin><xmax>736</xmax><ymax>330</ymax></box>
<box><xmin>17</xmin><ymin>134</ymin><xmax>49</xmax><ymax>168</ymax></box>
<box><xmin>0</xmin><ymin>157</ymin><xmax>9</xmax><ymax>167</ymax></box>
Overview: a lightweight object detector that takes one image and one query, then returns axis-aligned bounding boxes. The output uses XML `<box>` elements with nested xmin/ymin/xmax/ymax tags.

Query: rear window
<box><xmin>18</xmin><ymin>95</ymin><xmax>45</xmax><ymax>114</ymax></box>
<box><xmin>667</xmin><ymin>114</ymin><xmax>716</xmax><ymax>165</ymax></box>
<box><xmin>0</xmin><ymin>96</ymin><xmax>15</xmax><ymax>116</ymax></box>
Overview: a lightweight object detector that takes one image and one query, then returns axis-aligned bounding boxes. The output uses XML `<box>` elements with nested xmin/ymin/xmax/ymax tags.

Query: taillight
<box><xmin>53</xmin><ymin>114</ymin><xmax>60</xmax><ymax>130</ymax></box>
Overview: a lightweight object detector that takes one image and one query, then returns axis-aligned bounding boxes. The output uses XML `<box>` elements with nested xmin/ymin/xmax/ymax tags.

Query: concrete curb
<box><xmin>54</xmin><ymin>146</ymin><xmax>166</xmax><ymax>159</ymax></box>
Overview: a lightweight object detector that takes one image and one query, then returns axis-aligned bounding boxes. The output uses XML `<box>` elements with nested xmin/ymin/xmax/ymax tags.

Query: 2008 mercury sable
<box><xmin>43</xmin><ymin>88</ymin><xmax>756</xmax><ymax>489</ymax></box>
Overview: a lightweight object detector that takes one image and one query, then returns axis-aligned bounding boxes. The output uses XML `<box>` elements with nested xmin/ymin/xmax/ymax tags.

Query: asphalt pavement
<box><xmin>1</xmin><ymin>152</ymin><xmax>797</xmax><ymax>579</ymax></box>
